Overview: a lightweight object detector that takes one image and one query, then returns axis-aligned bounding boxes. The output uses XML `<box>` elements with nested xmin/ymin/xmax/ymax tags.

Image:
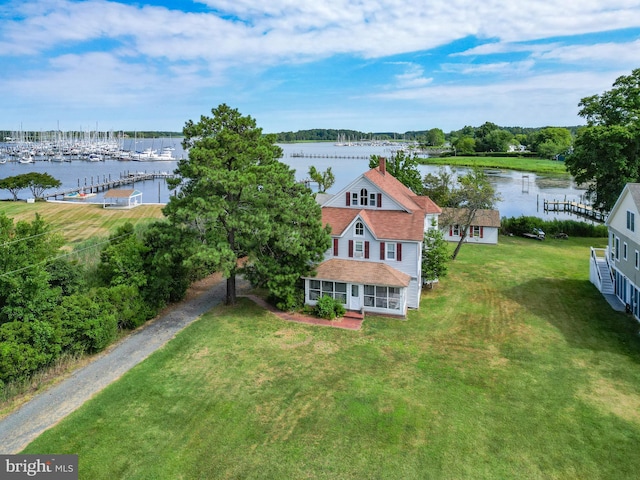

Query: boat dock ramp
<box><xmin>44</xmin><ymin>171</ymin><xmax>175</xmax><ymax>200</ymax></box>
<box><xmin>543</xmin><ymin>199</ymin><xmax>607</xmax><ymax>222</ymax></box>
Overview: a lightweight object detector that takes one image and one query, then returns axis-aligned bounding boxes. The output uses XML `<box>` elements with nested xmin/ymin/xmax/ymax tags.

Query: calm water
<box><xmin>0</xmin><ymin>140</ymin><xmax>591</xmax><ymax>221</ymax></box>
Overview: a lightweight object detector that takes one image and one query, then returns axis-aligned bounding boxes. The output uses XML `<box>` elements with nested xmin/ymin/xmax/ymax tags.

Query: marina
<box><xmin>0</xmin><ymin>138</ymin><xmax>600</xmax><ymax>221</ymax></box>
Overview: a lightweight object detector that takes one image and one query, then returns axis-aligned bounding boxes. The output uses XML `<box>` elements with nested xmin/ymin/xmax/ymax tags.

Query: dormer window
<box><xmin>355</xmin><ymin>221</ymin><xmax>364</xmax><ymax>236</ymax></box>
<box><xmin>360</xmin><ymin>188</ymin><xmax>368</xmax><ymax>206</ymax></box>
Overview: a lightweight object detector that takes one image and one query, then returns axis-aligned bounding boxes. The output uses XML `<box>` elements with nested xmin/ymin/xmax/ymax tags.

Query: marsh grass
<box><xmin>22</xmin><ymin>237</ymin><xmax>640</xmax><ymax>479</ymax></box>
<box><xmin>422</xmin><ymin>156</ymin><xmax>570</xmax><ymax>175</ymax></box>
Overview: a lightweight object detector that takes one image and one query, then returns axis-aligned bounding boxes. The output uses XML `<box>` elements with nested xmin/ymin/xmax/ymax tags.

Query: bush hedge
<box><xmin>501</xmin><ymin>216</ymin><xmax>608</xmax><ymax>238</ymax></box>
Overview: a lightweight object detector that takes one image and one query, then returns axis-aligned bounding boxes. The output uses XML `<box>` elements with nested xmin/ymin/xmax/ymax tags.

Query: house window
<box><xmin>635</xmin><ymin>250</ymin><xmax>639</xmax><ymax>270</ymax></box>
<box><xmin>363</xmin><ymin>285</ymin><xmax>401</xmax><ymax>310</ymax></box>
<box><xmin>351</xmin><ymin>192</ymin><xmax>358</xmax><ymax>206</ymax></box>
<box><xmin>628</xmin><ymin>211</ymin><xmax>635</xmax><ymax>232</ymax></box>
<box><xmin>360</xmin><ymin>188</ymin><xmax>368</xmax><ymax>206</ymax></box>
<box><xmin>453</xmin><ymin>225</ymin><xmax>460</xmax><ymax>236</ymax></box>
<box><xmin>615</xmin><ymin>237</ymin><xmax>620</xmax><ymax>260</ymax></box>
<box><xmin>355</xmin><ymin>221</ymin><xmax>364</xmax><ymax>236</ymax></box>
<box><xmin>309</xmin><ymin>280</ymin><xmax>347</xmax><ymax>304</ymax></box>
<box><xmin>386</xmin><ymin>242</ymin><xmax>396</xmax><ymax>260</ymax></box>
<box><xmin>355</xmin><ymin>240</ymin><xmax>364</xmax><ymax>258</ymax></box>
<box><xmin>369</xmin><ymin>193</ymin><xmax>376</xmax><ymax>207</ymax></box>
<box><xmin>624</xmin><ymin>242</ymin><xmax>628</xmax><ymax>260</ymax></box>
<box><xmin>471</xmin><ymin>226</ymin><xmax>480</xmax><ymax>237</ymax></box>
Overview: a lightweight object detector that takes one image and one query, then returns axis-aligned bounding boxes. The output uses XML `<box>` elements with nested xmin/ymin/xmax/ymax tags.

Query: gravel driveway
<box><xmin>0</xmin><ymin>274</ymin><xmax>244</xmax><ymax>454</ymax></box>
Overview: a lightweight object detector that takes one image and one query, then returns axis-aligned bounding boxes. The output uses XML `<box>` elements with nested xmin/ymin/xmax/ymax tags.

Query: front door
<box><xmin>350</xmin><ymin>284</ymin><xmax>361</xmax><ymax>311</ymax></box>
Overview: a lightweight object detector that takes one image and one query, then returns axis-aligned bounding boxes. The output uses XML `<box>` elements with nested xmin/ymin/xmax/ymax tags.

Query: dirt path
<box><xmin>0</xmin><ymin>274</ymin><xmax>244</xmax><ymax>454</ymax></box>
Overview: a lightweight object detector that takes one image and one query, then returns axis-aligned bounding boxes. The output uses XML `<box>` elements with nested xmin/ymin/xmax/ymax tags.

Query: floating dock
<box><xmin>43</xmin><ymin>171</ymin><xmax>175</xmax><ymax>200</ymax></box>
<box><xmin>543</xmin><ymin>199</ymin><xmax>606</xmax><ymax>222</ymax></box>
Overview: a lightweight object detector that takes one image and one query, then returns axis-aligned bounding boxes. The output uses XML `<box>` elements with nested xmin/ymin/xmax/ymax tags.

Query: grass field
<box><xmin>420</xmin><ymin>156</ymin><xmax>570</xmax><ymax>175</ymax></box>
<box><xmin>21</xmin><ymin>236</ymin><xmax>640</xmax><ymax>479</ymax></box>
<box><xmin>0</xmin><ymin>201</ymin><xmax>165</xmax><ymax>244</ymax></box>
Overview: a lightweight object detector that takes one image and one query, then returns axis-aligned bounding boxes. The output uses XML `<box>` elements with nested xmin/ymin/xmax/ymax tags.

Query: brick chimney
<box><xmin>379</xmin><ymin>157</ymin><xmax>386</xmax><ymax>175</ymax></box>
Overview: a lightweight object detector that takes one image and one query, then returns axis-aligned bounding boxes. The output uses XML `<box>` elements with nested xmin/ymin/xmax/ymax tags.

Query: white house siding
<box><xmin>425</xmin><ymin>214</ymin><xmax>439</xmax><ymax>230</ymax></box>
<box><xmin>323</xmin><ymin>177</ymin><xmax>407</xmax><ymax>211</ymax></box>
<box><xmin>444</xmin><ymin>226</ymin><xmax>499</xmax><ymax>244</ymax></box>
<box><xmin>604</xmin><ymin>185</ymin><xmax>640</xmax><ymax>321</ymax></box>
<box><xmin>304</xmin><ymin>279</ymin><xmax>409</xmax><ymax>316</ymax></box>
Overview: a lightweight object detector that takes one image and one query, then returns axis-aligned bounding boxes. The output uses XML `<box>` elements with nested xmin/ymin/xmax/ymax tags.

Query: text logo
<box><xmin>0</xmin><ymin>455</ymin><xmax>78</xmax><ymax>479</ymax></box>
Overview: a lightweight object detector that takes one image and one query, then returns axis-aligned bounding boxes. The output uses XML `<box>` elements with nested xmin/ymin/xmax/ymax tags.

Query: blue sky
<box><xmin>1</xmin><ymin>0</ymin><xmax>639</xmax><ymax>134</ymax></box>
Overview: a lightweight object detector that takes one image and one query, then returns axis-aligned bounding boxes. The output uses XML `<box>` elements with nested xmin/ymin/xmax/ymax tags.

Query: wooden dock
<box><xmin>43</xmin><ymin>171</ymin><xmax>176</xmax><ymax>200</ymax></box>
<box><xmin>543</xmin><ymin>199</ymin><xmax>606</xmax><ymax>222</ymax></box>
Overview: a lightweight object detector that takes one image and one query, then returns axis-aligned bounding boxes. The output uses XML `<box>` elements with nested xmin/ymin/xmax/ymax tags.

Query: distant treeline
<box><xmin>273</xmin><ymin>125</ymin><xmax>583</xmax><ymax>143</ymax></box>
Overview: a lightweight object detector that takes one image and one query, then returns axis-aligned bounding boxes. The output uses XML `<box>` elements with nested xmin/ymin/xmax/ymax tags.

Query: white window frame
<box><xmin>635</xmin><ymin>250</ymin><xmax>639</xmax><ymax>270</ymax></box>
<box><xmin>386</xmin><ymin>242</ymin><xmax>396</xmax><ymax>260</ymax></box>
<box><xmin>363</xmin><ymin>285</ymin><xmax>401</xmax><ymax>311</ymax></box>
<box><xmin>309</xmin><ymin>280</ymin><xmax>347</xmax><ymax>304</ymax></box>
<box><xmin>628</xmin><ymin>211</ymin><xmax>635</xmax><ymax>232</ymax></box>
<box><xmin>624</xmin><ymin>242</ymin><xmax>628</xmax><ymax>260</ymax></box>
<box><xmin>354</xmin><ymin>240</ymin><xmax>364</xmax><ymax>258</ymax></box>
<box><xmin>369</xmin><ymin>192</ymin><xmax>376</xmax><ymax>207</ymax></box>
<box><xmin>355</xmin><ymin>221</ymin><xmax>364</xmax><ymax>236</ymax></box>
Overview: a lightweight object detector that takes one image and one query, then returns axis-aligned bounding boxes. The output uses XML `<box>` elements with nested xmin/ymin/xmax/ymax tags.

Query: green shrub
<box><xmin>501</xmin><ymin>216</ymin><xmax>607</xmax><ymax>238</ymax></box>
<box><xmin>0</xmin><ymin>320</ymin><xmax>62</xmax><ymax>383</ymax></box>
<box><xmin>315</xmin><ymin>295</ymin><xmax>346</xmax><ymax>320</ymax></box>
<box><xmin>51</xmin><ymin>294</ymin><xmax>118</xmax><ymax>354</ymax></box>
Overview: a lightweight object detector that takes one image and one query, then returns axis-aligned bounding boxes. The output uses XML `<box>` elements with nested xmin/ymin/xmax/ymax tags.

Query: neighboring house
<box><xmin>103</xmin><ymin>189</ymin><xmax>143</xmax><ymax>208</ymax></box>
<box><xmin>303</xmin><ymin>159</ymin><xmax>441</xmax><ymax>318</ymax></box>
<box><xmin>590</xmin><ymin>183</ymin><xmax>638</xmax><ymax>318</ymax></box>
<box><xmin>440</xmin><ymin>208</ymin><xmax>501</xmax><ymax>245</ymax></box>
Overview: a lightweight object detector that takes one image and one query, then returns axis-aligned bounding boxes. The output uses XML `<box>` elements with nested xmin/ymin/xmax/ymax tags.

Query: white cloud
<box><xmin>1</xmin><ymin>0</ymin><xmax>639</xmax><ymax>130</ymax></box>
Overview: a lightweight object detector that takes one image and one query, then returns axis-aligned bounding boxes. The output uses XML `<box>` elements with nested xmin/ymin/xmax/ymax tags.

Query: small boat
<box><xmin>64</xmin><ymin>190</ymin><xmax>97</xmax><ymax>200</ymax></box>
<box><xmin>18</xmin><ymin>154</ymin><xmax>34</xmax><ymax>164</ymax></box>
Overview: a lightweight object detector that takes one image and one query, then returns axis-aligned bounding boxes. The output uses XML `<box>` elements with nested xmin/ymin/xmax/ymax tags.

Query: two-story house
<box><xmin>303</xmin><ymin>159</ymin><xmax>441</xmax><ymax>317</ymax></box>
<box><xmin>590</xmin><ymin>183</ymin><xmax>639</xmax><ymax>318</ymax></box>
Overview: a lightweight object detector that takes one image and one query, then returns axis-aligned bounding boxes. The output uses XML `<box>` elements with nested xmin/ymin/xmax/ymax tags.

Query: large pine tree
<box><xmin>164</xmin><ymin>104</ymin><xmax>330</xmax><ymax>306</ymax></box>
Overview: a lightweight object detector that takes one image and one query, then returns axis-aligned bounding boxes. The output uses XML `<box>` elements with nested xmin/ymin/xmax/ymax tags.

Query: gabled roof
<box><xmin>606</xmin><ymin>183</ymin><xmax>640</xmax><ymax>227</ymax></box>
<box><xmin>104</xmin><ymin>189</ymin><xmax>142</xmax><ymax>198</ymax></box>
<box><xmin>310</xmin><ymin>258</ymin><xmax>411</xmax><ymax>287</ymax></box>
<box><xmin>322</xmin><ymin>207</ymin><xmax>425</xmax><ymax>241</ymax></box>
<box><xmin>364</xmin><ymin>167</ymin><xmax>422</xmax><ymax>212</ymax></box>
<box><xmin>440</xmin><ymin>208</ymin><xmax>501</xmax><ymax>228</ymax></box>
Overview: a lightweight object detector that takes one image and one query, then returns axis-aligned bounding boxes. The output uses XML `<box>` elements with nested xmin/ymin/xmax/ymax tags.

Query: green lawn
<box><xmin>0</xmin><ymin>202</ymin><xmax>164</xmax><ymax>244</ymax></box>
<box><xmin>22</xmin><ymin>237</ymin><xmax>640</xmax><ymax>479</ymax></box>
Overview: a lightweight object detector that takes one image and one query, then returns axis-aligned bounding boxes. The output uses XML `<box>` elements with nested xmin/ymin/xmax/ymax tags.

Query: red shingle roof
<box><xmin>322</xmin><ymin>207</ymin><xmax>426</xmax><ymax>241</ymax></box>
<box><xmin>310</xmin><ymin>258</ymin><xmax>411</xmax><ymax>287</ymax></box>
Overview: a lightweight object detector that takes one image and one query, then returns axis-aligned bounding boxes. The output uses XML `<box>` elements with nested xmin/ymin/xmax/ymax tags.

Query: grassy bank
<box><xmin>0</xmin><ymin>201</ymin><xmax>165</xmax><ymax>244</ymax></box>
<box><xmin>21</xmin><ymin>236</ymin><xmax>640</xmax><ymax>479</ymax></box>
<box><xmin>420</xmin><ymin>155</ymin><xmax>570</xmax><ymax>175</ymax></box>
